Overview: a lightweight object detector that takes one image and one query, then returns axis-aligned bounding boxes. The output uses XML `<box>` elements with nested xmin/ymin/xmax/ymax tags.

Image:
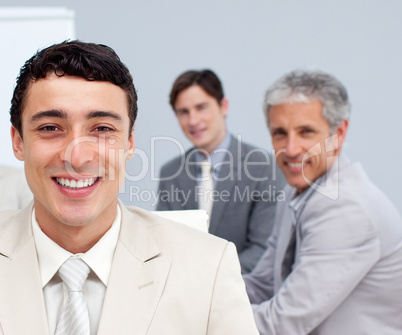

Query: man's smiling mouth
<box><xmin>287</xmin><ymin>162</ymin><xmax>303</xmax><ymax>168</ymax></box>
<box><xmin>55</xmin><ymin>177</ymin><xmax>100</xmax><ymax>189</ymax></box>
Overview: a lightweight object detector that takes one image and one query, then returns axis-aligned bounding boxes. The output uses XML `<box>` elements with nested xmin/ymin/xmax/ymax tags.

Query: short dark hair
<box><xmin>169</xmin><ymin>69</ymin><xmax>224</xmax><ymax>109</ymax></box>
<box><xmin>10</xmin><ymin>40</ymin><xmax>137</xmax><ymax>138</ymax></box>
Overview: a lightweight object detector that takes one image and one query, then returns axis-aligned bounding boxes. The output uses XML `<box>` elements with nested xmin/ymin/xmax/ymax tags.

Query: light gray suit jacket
<box><xmin>243</xmin><ymin>156</ymin><xmax>402</xmax><ymax>334</ymax></box>
<box><xmin>157</xmin><ymin>135</ymin><xmax>285</xmax><ymax>273</ymax></box>
<box><xmin>0</xmin><ymin>202</ymin><xmax>258</xmax><ymax>335</ymax></box>
<box><xmin>0</xmin><ymin>165</ymin><xmax>32</xmax><ymax>211</ymax></box>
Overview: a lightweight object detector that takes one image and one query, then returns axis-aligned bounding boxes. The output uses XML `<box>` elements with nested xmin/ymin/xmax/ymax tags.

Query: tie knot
<box><xmin>58</xmin><ymin>257</ymin><xmax>90</xmax><ymax>292</ymax></box>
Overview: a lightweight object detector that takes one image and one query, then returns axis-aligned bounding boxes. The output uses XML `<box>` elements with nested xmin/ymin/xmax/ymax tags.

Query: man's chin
<box><xmin>54</xmin><ymin>205</ymin><xmax>96</xmax><ymax>227</ymax></box>
<box><xmin>286</xmin><ymin>177</ymin><xmax>309</xmax><ymax>193</ymax></box>
<box><xmin>190</xmin><ymin>138</ymin><xmax>205</xmax><ymax>148</ymax></box>
<box><xmin>58</xmin><ymin>216</ymin><xmax>95</xmax><ymax>227</ymax></box>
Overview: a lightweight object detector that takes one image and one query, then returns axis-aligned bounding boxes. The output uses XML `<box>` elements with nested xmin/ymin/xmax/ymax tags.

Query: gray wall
<box><xmin>1</xmin><ymin>0</ymin><xmax>401</xmax><ymax>214</ymax></box>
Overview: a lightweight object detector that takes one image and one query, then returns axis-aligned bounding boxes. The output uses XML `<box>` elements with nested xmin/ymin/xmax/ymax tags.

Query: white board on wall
<box><xmin>0</xmin><ymin>7</ymin><xmax>75</xmax><ymax>167</ymax></box>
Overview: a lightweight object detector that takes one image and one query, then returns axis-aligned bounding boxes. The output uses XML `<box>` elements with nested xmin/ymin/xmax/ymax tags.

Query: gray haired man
<box><xmin>243</xmin><ymin>70</ymin><xmax>402</xmax><ymax>334</ymax></box>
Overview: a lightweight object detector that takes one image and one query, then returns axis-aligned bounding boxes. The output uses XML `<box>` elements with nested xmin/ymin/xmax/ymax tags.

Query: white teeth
<box><xmin>288</xmin><ymin>162</ymin><xmax>302</xmax><ymax>168</ymax></box>
<box><xmin>56</xmin><ymin>177</ymin><xmax>97</xmax><ymax>189</ymax></box>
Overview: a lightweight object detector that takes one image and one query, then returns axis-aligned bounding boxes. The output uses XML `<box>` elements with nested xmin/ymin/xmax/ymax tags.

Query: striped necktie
<box><xmin>55</xmin><ymin>257</ymin><xmax>90</xmax><ymax>335</ymax></box>
<box><xmin>198</xmin><ymin>159</ymin><xmax>214</xmax><ymax>215</ymax></box>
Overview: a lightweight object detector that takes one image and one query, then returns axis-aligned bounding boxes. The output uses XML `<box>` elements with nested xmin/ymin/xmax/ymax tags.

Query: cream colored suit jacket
<box><xmin>0</xmin><ymin>202</ymin><xmax>258</xmax><ymax>335</ymax></box>
<box><xmin>244</xmin><ymin>156</ymin><xmax>402</xmax><ymax>334</ymax></box>
<box><xmin>0</xmin><ymin>165</ymin><xmax>32</xmax><ymax>211</ymax></box>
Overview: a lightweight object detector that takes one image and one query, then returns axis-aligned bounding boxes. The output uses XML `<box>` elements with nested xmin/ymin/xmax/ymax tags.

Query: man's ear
<box><xmin>328</xmin><ymin>119</ymin><xmax>348</xmax><ymax>155</ymax></box>
<box><xmin>126</xmin><ymin>124</ymin><xmax>135</xmax><ymax>160</ymax></box>
<box><xmin>336</xmin><ymin>119</ymin><xmax>349</xmax><ymax>149</ymax></box>
<box><xmin>220</xmin><ymin>97</ymin><xmax>229</xmax><ymax>117</ymax></box>
<box><xmin>11</xmin><ymin>126</ymin><xmax>24</xmax><ymax>161</ymax></box>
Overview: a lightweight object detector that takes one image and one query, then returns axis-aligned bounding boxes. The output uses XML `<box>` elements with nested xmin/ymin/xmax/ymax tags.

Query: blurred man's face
<box><xmin>174</xmin><ymin>85</ymin><xmax>228</xmax><ymax>154</ymax></box>
<box><xmin>269</xmin><ymin>100</ymin><xmax>347</xmax><ymax>194</ymax></box>
<box><xmin>11</xmin><ymin>74</ymin><xmax>135</xmax><ymax>232</ymax></box>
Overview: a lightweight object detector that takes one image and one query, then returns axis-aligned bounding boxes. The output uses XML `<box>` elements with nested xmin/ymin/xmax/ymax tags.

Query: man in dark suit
<box><xmin>157</xmin><ymin>70</ymin><xmax>285</xmax><ymax>273</ymax></box>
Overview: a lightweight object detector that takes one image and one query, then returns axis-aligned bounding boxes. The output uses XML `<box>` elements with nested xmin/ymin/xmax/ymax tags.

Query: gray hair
<box><xmin>263</xmin><ymin>70</ymin><xmax>351</xmax><ymax>132</ymax></box>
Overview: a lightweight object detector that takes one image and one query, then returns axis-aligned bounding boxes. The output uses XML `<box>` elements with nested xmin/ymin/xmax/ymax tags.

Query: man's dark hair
<box><xmin>169</xmin><ymin>69</ymin><xmax>224</xmax><ymax>109</ymax></box>
<box><xmin>10</xmin><ymin>40</ymin><xmax>137</xmax><ymax>138</ymax></box>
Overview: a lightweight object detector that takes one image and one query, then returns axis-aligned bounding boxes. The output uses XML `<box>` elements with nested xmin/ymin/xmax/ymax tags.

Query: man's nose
<box><xmin>188</xmin><ymin>110</ymin><xmax>200</xmax><ymax>126</ymax></box>
<box><xmin>285</xmin><ymin>135</ymin><xmax>302</xmax><ymax>157</ymax></box>
<box><xmin>60</xmin><ymin>134</ymin><xmax>98</xmax><ymax>170</ymax></box>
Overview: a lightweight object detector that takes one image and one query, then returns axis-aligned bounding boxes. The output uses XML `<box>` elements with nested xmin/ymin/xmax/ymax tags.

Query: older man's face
<box><xmin>269</xmin><ymin>101</ymin><xmax>347</xmax><ymax>194</ymax></box>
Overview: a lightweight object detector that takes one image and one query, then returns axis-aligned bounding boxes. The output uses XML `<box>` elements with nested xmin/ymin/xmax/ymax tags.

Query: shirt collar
<box><xmin>32</xmin><ymin>205</ymin><xmax>121</xmax><ymax>287</ymax></box>
<box><xmin>289</xmin><ymin>169</ymin><xmax>328</xmax><ymax>213</ymax></box>
<box><xmin>195</xmin><ymin>132</ymin><xmax>231</xmax><ymax>170</ymax></box>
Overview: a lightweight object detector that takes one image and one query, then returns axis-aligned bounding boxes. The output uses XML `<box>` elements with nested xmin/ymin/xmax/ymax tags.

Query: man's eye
<box><xmin>301</xmin><ymin>128</ymin><xmax>314</xmax><ymax>135</ymax></box>
<box><xmin>176</xmin><ymin>110</ymin><xmax>188</xmax><ymax>116</ymax></box>
<box><xmin>272</xmin><ymin>130</ymin><xmax>286</xmax><ymax>137</ymax></box>
<box><xmin>95</xmin><ymin>126</ymin><xmax>114</xmax><ymax>132</ymax></box>
<box><xmin>39</xmin><ymin>125</ymin><xmax>59</xmax><ymax>132</ymax></box>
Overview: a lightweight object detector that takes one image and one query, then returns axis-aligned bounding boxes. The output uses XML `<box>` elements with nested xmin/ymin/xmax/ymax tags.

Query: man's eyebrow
<box><xmin>269</xmin><ymin>125</ymin><xmax>284</xmax><ymax>131</ymax></box>
<box><xmin>175</xmin><ymin>107</ymin><xmax>188</xmax><ymax>113</ymax></box>
<box><xmin>30</xmin><ymin>110</ymin><xmax>67</xmax><ymax>122</ymax></box>
<box><xmin>296</xmin><ymin>124</ymin><xmax>316</xmax><ymax>130</ymax></box>
<box><xmin>87</xmin><ymin>111</ymin><xmax>123</xmax><ymax>121</ymax></box>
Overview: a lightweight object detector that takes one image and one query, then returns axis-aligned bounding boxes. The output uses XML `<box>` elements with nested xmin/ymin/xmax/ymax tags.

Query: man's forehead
<box><xmin>270</xmin><ymin>100</ymin><xmax>323</xmax><ymax>114</ymax></box>
<box><xmin>22</xmin><ymin>75</ymin><xmax>129</xmax><ymax>122</ymax></box>
<box><xmin>25</xmin><ymin>74</ymin><xmax>125</xmax><ymax>100</ymax></box>
<box><xmin>269</xmin><ymin>100</ymin><xmax>329</xmax><ymax>127</ymax></box>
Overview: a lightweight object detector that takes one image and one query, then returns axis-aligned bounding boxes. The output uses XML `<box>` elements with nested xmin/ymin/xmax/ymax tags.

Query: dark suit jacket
<box><xmin>157</xmin><ymin>135</ymin><xmax>285</xmax><ymax>273</ymax></box>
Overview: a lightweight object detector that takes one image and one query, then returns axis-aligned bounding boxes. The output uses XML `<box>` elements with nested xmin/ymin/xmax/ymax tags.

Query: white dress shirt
<box><xmin>32</xmin><ymin>206</ymin><xmax>121</xmax><ymax>335</ymax></box>
<box><xmin>194</xmin><ymin>131</ymin><xmax>231</xmax><ymax>188</ymax></box>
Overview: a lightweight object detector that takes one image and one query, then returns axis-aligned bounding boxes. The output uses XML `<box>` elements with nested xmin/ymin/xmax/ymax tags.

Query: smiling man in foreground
<box><xmin>0</xmin><ymin>40</ymin><xmax>258</xmax><ymax>335</ymax></box>
<box><xmin>243</xmin><ymin>70</ymin><xmax>402</xmax><ymax>334</ymax></box>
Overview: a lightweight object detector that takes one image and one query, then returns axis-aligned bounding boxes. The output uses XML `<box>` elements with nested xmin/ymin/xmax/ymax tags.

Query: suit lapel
<box><xmin>98</xmin><ymin>203</ymin><xmax>171</xmax><ymax>335</ymax></box>
<box><xmin>0</xmin><ymin>205</ymin><xmax>49</xmax><ymax>335</ymax></box>
<box><xmin>177</xmin><ymin>149</ymin><xmax>198</xmax><ymax>209</ymax></box>
<box><xmin>209</xmin><ymin>136</ymin><xmax>239</xmax><ymax>234</ymax></box>
<box><xmin>273</xmin><ymin>187</ymin><xmax>314</xmax><ymax>292</ymax></box>
<box><xmin>273</xmin><ymin>191</ymin><xmax>297</xmax><ymax>292</ymax></box>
